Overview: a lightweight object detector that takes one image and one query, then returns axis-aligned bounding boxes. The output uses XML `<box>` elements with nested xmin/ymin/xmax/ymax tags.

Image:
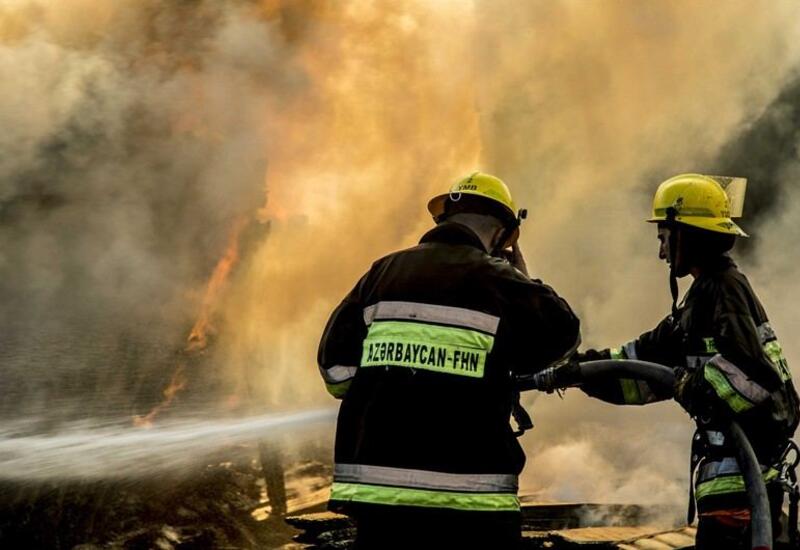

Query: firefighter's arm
<box><xmin>677</xmin><ymin>284</ymin><xmax>781</xmax><ymax>417</ymax></box>
<box><xmin>510</xmin><ymin>281</ymin><xmax>581</xmax><ymax>389</ymax></box>
<box><xmin>579</xmin><ymin>317</ymin><xmax>678</xmax><ymax>406</ymax></box>
<box><xmin>317</xmin><ymin>272</ymin><xmax>371</xmax><ymax>399</ymax></box>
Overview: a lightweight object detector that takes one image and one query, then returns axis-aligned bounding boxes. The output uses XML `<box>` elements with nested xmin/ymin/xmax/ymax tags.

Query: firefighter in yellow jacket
<box><xmin>579</xmin><ymin>174</ymin><xmax>799</xmax><ymax>549</ymax></box>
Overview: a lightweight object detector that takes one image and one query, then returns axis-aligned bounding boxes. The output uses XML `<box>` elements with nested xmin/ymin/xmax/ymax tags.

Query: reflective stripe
<box><xmin>619</xmin><ymin>378</ymin><xmax>657</xmax><ymax>405</ymax></box>
<box><xmin>704</xmin><ymin>363</ymin><xmax>755</xmax><ymax>413</ymax></box>
<box><xmin>707</xmin><ymin>355</ymin><xmax>770</xmax><ymax>406</ymax></box>
<box><xmin>610</xmin><ymin>347</ymin><xmax>624</xmax><ymax>360</ymax></box>
<box><xmin>703</xmin><ymin>337</ymin><xmax>718</xmax><ymax>354</ymax></box>
<box><xmin>765</xmin><ymin>340</ymin><xmax>785</xmax><ymax>363</ymax></box>
<box><xmin>319</xmin><ymin>365</ymin><xmax>358</xmax><ymax>384</ymax></box>
<box><xmin>764</xmin><ymin>340</ymin><xmax>792</xmax><ymax>383</ymax></box>
<box><xmin>706</xmin><ymin>430</ymin><xmax>725</xmax><ymax>446</ymax></box>
<box><xmin>330</xmin><ymin>482</ymin><xmax>520</xmax><ymax>512</ymax></box>
<box><xmin>361</xmin><ymin>321</ymin><xmax>493</xmax><ymax>378</ymax></box>
<box><xmin>334</xmin><ymin>464</ymin><xmax>518</xmax><ymax>493</ymax></box>
<box><xmin>695</xmin><ymin>467</ymin><xmax>779</xmax><ymax>501</ymax></box>
<box><xmin>325</xmin><ymin>379</ymin><xmax>351</xmax><ymax>399</ymax></box>
<box><xmin>686</xmin><ymin>355</ymin><xmax>714</xmax><ymax>370</ymax></box>
<box><xmin>620</xmin><ymin>379</ymin><xmax>642</xmax><ymax>404</ymax></box>
<box><xmin>698</xmin><ymin>457</ymin><xmax>752</xmax><ymax>482</ymax></box>
<box><xmin>363</xmin><ymin>301</ymin><xmax>500</xmax><ymax>335</ymax></box>
<box><xmin>757</xmin><ymin>322</ymin><xmax>777</xmax><ymax>344</ymax></box>
<box><xmin>755</xmin><ymin>322</ymin><xmax>792</xmax><ymax>381</ymax></box>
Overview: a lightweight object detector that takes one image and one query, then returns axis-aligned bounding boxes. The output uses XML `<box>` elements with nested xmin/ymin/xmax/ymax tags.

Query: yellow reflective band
<box><xmin>610</xmin><ymin>347</ymin><xmax>624</xmax><ymax>360</ymax></box>
<box><xmin>330</xmin><ymin>482</ymin><xmax>520</xmax><ymax>512</ymax></box>
<box><xmin>360</xmin><ymin>321</ymin><xmax>494</xmax><ymax>378</ymax></box>
<box><xmin>764</xmin><ymin>340</ymin><xmax>792</xmax><ymax>382</ymax></box>
<box><xmin>704</xmin><ymin>363</ymin><xmax>755</xmax><ymax>413</ymax></box>
<box><xmin>620</xmin><ymin>378</ymin><xmax>644</xmax><ymax>404</ymax></box>
<box><xmin>696</xmin><ymin>469</ymin><xmax>779</xmax><ymax>501</ymax></box>
<box><xmin>325</xmin><ymin>379</ymin><xmax>352</xmax><ymax>399</ymax></box>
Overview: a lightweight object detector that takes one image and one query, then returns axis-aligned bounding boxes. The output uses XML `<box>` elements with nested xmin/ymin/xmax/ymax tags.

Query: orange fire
<box><xmin>133</xmin><ymin>362</ymin><xmax>188</xmax><ymax>428</ymax></box>
<box><xmin>133</xmin><ymin>217</ymin><xmax>249</xmax><ymax>427</ymax></box>
<box><xmin>186</xmin><ymin>217</ymin><xmax>248</xmax><ymax>353</ymax></box>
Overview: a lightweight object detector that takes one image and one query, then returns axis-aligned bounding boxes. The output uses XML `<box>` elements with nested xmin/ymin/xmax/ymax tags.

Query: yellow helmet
<box><xmin>428</xmin><ymin>171</ymin><xmax>517</xmax><ymax>222</ymax></box>
<box><xmin>647</xmin><ymin>173</ymin><xmax>748</xmax><ymax>237</ymax></box>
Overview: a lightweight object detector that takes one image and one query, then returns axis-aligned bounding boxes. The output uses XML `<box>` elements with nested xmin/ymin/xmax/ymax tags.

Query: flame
<box><xmin>186</xmin><ymin>217</ymin><xmax>248</xmax><ymax>353</ymax></box>
<box><xmin>134</xmin><ymin>217</ymin><xmax>249</xmax><ymax>426</ymax></box>
<box><xmin>132</xmin><ymin>362</ymin><xmax>187</xmax><ymax>428</ymax></box>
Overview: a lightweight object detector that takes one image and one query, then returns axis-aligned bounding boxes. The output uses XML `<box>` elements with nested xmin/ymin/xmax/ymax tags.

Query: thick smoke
<box><xmin>0</xmin><ymin>1</ymin><xmax>291</xmax><ymax>419</ymax></box>
<box><xmin>2</xmin><ymin>0</ymin><xmax>800</xmax><ymax>514</ymax></box>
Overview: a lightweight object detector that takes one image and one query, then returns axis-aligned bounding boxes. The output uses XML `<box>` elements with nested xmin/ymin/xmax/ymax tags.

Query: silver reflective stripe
<box><xmin>706</xmin><ymin>431</ymin><xmax>725</xmax><ymax>446</ymax></box>
<box><xmin>698</xmin><ymin>457</ymin><xmax>741</xmax><ymax>482</ymax></box>
<box><xmin>707</xmin><ymin>354</ymin><xmax>770</xmax><ymax>404</ymax></box>
<box><xmin>334</xmin><ymin>463</ymin><xmax>518</xmax><ymax>493</ymax></box>
<box><xmin>686</xmin><ymin>355</ymin><xmax>712</xmax><ymax>370</ymax></box>
<box><xmin>320</xmin><ymin>365</ymin><xmax>358</xmax><ymax>384</ymax></box>
<box><xmin>622</xmin><ymin>341</ymin><xmax>638</xmax><ymax>360</ymax></box>
<box><xmin>363</xmin><ymin>301</ymin><xmax>500</xmax><ymax>335</ymax></box>
<box><xmin>698</xmin><ymin>457</ymin><xmax>768</xmax><ymax>483</ymax></box>
<box><xmin>757</xmin><ymin>322</ymin><xmax>776</xmax><ymax>344</ymax></box>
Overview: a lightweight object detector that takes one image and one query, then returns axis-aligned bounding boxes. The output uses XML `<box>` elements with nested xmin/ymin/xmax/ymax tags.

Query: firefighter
<box><xmin>318</xmin><ymin>172</ymin><xmax>580</xmax><ymax>549</ymax></box>
<box><xmin>578</xmin><ymin>173</ymin><xmax>799</xmax><ymax>549</ymax></box>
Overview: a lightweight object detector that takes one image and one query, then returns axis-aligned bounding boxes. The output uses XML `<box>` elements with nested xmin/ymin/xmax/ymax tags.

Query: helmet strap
<box><xmin>666</xmin><ymin>207</ymin><xmax>680</xmax><ymax>317</ymax></box>
<box><xmin>490</xmin><ymin>209</ymin><xmax>527</xmax><ymax>257</ymax></box>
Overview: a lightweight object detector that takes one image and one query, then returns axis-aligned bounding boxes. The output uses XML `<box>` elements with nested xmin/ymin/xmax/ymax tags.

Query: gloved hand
<box><xmin>530</xmin><ymin>356</ymin><xmax>581</xmax><ymax>393</ymax></box>
<box><xmin>673</xmin><ymin>366</ymin><xmax>695</xmax><ymax>414</ymax></box>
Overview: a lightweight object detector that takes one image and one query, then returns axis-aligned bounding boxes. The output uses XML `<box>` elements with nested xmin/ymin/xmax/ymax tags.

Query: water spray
<box><xmin>0</xmin><ymin>408</ymin><xmax>337</xmax><ymax>482</ymax></box>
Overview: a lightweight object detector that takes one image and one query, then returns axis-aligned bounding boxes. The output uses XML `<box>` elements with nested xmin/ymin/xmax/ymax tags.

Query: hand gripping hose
<box><xmin>532</xmin><ymin>359</ymin><xmax>773</xmax><ymax>550</ymax></box>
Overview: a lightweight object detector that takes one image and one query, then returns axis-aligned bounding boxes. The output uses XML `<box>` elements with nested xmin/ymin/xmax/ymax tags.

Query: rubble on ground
<box><xmin>287</xmin><ymin>503</ymin><xmax>695</xmax><ymax>549</ymax></box>
<box><xmin>0</xmin><ymin>451</ymin><xmax>330</xmax><ymax>549</ymax></box>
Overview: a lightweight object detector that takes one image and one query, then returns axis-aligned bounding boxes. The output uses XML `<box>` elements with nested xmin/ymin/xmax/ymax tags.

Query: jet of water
<box><xmin>0</xmin><ymin>408</ymin><xmax>337</xmax><ymax>481</ymax></box>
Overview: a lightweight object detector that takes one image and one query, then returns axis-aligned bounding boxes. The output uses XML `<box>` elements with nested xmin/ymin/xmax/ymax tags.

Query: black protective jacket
<box><xmin>582</xmin><ymin>255</ymin><xmax>798</xmax><ymax>514</ymax></box>
<box><xmin>318</xmin><ymin>222</ymin><xmax>580</xmax><ymax>516</ymax></box>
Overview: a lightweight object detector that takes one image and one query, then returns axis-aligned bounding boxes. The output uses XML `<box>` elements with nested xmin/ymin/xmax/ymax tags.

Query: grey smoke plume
<box><xmin>0</xmin><ymin>1</ymin><xmax>293</xmax><ymax>418</ymax></box>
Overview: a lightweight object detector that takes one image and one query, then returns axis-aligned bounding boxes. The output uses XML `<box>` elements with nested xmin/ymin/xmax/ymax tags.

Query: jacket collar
<box><xmin>696</xmin><ymin>254</ymin><xmax>736</xmax><ymax>277</ymax></box>
<box><xmin>419</xmin><ymin>222</ymin><xmax>488</xmax><ymax>253</ymax></box>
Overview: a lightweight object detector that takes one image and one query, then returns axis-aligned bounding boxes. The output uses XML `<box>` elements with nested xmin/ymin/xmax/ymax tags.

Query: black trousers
<box><xmin>351</xmin><ymin>507</ymin><xmax>521</xmax><ymax>550</ymax></box>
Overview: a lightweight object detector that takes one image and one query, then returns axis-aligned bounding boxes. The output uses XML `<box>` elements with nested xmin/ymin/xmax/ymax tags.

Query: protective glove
<box><xmin>529</xmin><ymin>355</ymin><xmax>581</xmax><ymax>393</ymax></box>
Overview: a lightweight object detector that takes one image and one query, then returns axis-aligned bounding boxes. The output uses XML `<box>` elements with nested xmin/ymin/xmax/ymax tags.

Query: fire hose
<box><xmin>530</xmin><ymin>359</ymin><xmax>773</xmax><ymax>550</ymax></box>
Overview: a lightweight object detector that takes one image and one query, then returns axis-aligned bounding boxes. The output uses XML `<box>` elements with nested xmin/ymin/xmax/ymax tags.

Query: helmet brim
<box><xmin>647</xmin><ymin>216</ymin><xmax>748</xmax><ymax>237</ymax></box>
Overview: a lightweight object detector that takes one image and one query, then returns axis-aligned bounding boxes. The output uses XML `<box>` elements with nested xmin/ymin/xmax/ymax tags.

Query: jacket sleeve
<box><xmin>580</xmin><ymin>315</ymin><xmax>680</xmax><ymax>406</ymax></box>
<box><xmin>683</xmin><ymin>281</ymin><xmax>783</xmax><ymax>416</ymax></box>
<box><xmin>317</xmin><ymin>271</ymin><xmax>371</xmax><ymax>399</ymax></box>
<box><xmin>509</xmin><ymin>280</ymin><xmax>581</xmax><ymax>384</ymax></box>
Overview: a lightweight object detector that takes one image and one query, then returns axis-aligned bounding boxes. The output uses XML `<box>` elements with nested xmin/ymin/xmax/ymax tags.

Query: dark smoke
<box><xmin>712</xmin><ymin>71</ymin><xmax>800</xmax><ymax>245</ymax></box>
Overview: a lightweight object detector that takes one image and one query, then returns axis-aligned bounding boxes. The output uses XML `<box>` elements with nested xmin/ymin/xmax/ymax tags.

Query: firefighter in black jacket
<box><xmin>318</xmin><ymin>172</ymin><xmax>580</xmax><ymax>549</ymax></box>
<box><xmin>579</xmin><ymin>174</ymin><xmax>799</xmax><ymax>549</ymax></box>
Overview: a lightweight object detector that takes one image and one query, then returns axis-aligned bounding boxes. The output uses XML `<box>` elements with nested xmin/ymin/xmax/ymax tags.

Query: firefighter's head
<box><xmin>649</xmin><ymin>173</ymin><xmax>746</xmax><ymax>277</ymax></box>
<box><xmin>427</xmin><ymin>172</ymin><xmax>525</xmax><ymax>254</ymax></box>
